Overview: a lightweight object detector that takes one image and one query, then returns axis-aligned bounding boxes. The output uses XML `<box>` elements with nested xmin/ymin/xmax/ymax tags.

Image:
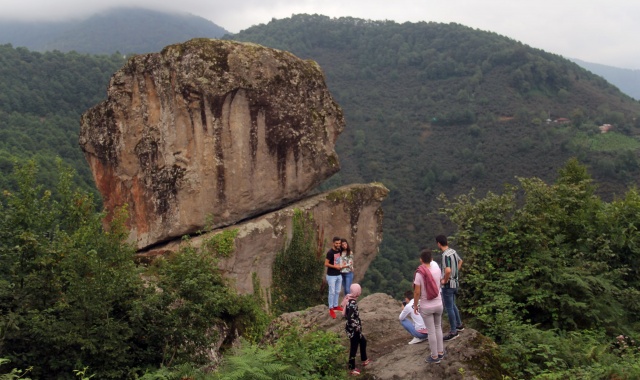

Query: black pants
<box><xmin>348</xmin><ymin>332</ymin><xmax>368</xmax><ymax>369</ymax></box>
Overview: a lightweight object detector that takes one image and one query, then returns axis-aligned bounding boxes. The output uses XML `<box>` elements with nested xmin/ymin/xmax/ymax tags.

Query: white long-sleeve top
<box><xmin>399</xmin><ymin>299</ymin><xmax>427</xmax><ymax>331</ymax></box>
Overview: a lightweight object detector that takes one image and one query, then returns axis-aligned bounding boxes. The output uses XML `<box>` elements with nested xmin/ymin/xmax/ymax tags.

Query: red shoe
<box><xmin>362</xmin><ymin>359</ymin><xmax>372</xmax><ymax>367</ymax></box>
<box><xmin>329</xmin><ymin>309</ymin><xmax>336</xmax><ymax>319</ymax></box>
<box><xmin>335</xmin><ymin>306</ymin><xmax>344</xmax><ymax>312</ymax></box>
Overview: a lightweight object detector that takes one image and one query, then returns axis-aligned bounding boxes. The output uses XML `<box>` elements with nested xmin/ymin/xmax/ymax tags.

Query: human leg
<box><xmin>359</xmin><ymin>333</ymin><xmax>368</xmax><ymax>361</ymax></box>
<box><xmin>451</xmin><ymin>287</ymin><xmax>462</xmax><ymax>328</ymax></box>
<box><xmin>441</xmin><ymin>287</ymin><xmax>458</xmax><ymax>334</ymax></box>
<box><xmin>400</xmin><ymin>318</ymin><xmax>428</xmax><ymax>339</ymax></box>
<box><xmin>342</xmin><ymin>272</ymin><xmax>353</xmax><ymax>295</ymax></box>
<box><xmin>327</xmin><ymin>275</ymin><xmax>340</xmax><ymax>309</ymax></box>
<box><xmin>334</xmin><ymin>275</ymin><xmax>342</xmax><ymax>308</ymax></box>
<box><xmin>348</xmin><ymin>334</ymin><xmax>360</xmax><ymax>370</ymax></box>
<box><xmin>433</xmin><ymin>304</ymin><xmax>444</xmax><ymax>355</ymax></box>
<box><xmin>420</xmin><ymin>306</ymin><xmax>440</xmax><ymax>360</ymax></box>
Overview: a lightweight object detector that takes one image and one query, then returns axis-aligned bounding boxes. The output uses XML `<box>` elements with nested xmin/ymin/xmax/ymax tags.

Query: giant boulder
<box><xmin>79</xmin><ymin>39</ymin><xmax>344</xmax><ymax>249</ymax></box>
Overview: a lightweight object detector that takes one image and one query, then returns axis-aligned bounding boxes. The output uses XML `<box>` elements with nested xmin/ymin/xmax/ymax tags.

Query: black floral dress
<box><xmin>345</xmin><ymin>299</ymin><xmax>363</xmax><ymax>338</ymax></box>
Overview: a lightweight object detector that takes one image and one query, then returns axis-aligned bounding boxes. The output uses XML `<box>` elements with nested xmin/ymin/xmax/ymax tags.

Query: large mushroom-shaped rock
<box><xmin>79</xmin><ymin>39</ymin><xmax>344</xmax><ymax>249</ymax></box>
<box><xmin>138</xmin><ymin>183</ymin><xmax>389</xmax><ymax>294</ymax></box>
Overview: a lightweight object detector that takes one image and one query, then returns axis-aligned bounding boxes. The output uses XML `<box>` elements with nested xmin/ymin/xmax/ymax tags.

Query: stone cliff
<box><xmin>80</xmin><ymin>39</ymin><xmax>344</xmax><ymax>250</ymax></box>
<box><xmin>80</xmin><ymin>38</ymin><xmax>388</xmax><ymax>295</ymax></box>
<box><xmin>139</xmin><ymin>183</ymin><xmax>389</xmax><ymax>294</ymax></box>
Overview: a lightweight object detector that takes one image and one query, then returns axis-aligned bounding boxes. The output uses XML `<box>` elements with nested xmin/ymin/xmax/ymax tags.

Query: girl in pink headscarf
<box><xmin>341</xmin><ymin>283</ymin><xmax>371</xmax><ymax>375</ymax></box>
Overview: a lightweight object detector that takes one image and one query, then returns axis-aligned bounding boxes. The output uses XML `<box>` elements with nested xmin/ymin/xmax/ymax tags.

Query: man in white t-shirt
<box><xmin>399</xmin><ymin>290</ymin><xmax>429</xmax><ymax>344</ymax></box>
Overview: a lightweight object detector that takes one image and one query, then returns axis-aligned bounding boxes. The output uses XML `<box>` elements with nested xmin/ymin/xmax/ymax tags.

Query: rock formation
<box><xmin>80</xmin><ymin>39</ymin><xmax>344</xmax><ymax>250</ymax></box>
<box><xmin>267</xmin><ymin>293</ymin><xmax>503</xmax><ymax>380</ymax></box>
<box><xmin>139</xmin><ymin>183</ymin><xmax>389</xmax><ymax>294</ymax></box>
<box><xmin>80</xmin><ymin>38</ymin><xmax>389</xmax><ymax>297</ymax></box>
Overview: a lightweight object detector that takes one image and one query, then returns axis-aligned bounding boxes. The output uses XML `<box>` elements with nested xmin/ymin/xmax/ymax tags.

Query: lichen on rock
<box><xmin>80</xmin><ymin>38</ymin><xmax>345</xmax><ymax>249</ymax></box>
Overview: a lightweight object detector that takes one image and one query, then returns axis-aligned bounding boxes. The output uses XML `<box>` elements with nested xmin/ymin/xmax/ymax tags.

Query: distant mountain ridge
<box><xmin>0</xmin><ymin>7</ymin><xmax>230</xmax><ymax>54</ymax></box>
<box><xmin>572</xmin><ymin>58</ymin><xmax>640</xmax><ymax>100</ymax></box>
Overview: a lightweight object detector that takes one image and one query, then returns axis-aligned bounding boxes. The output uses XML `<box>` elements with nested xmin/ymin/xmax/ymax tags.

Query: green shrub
<box><xmin>214</xmin><ymin>322</ymin><xmax>345</xmax><ymax>380</ymax></box>
<box><xmin>271</xmin><ymin>210</ymin><xmax>325</xmax><ymax>314</ymax></box>
<box><xmin>0</xmin><ymin>162</ymin><xmax>256</xmax><ymax>378</ymax></box>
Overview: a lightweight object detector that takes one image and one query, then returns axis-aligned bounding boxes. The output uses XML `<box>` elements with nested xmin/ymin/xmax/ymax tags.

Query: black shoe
<box><xmin>443</xmin><ymin>332</ymin><xmax>459</xmax><ymax>341</ymax></box>
<box><xmin>425</xmin><ymin>355</ymin><xmax>441</xmax><ymax>364</ymax></box>
<box><xmin>456</xmin><ymin>324</ymin><xmax>465</xmax><ymax>332</ymax></box>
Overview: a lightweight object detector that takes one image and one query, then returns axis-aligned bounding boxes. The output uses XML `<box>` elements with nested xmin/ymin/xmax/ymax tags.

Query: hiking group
<box><xmin>324</xmin><ymin>234</ymin><xmax>463</xmax><ymax>375</ymax></box>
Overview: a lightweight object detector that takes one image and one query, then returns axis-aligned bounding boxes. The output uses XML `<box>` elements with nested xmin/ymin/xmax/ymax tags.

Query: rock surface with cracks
<box><xmin>80</xmin><ymin>38</ymin><xmax>344</xmax><ymax>250</ymax></box>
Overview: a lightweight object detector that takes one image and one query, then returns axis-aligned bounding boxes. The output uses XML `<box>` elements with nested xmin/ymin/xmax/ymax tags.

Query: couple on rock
<box><xmin>324</xmin><ymin>236</ymin><xmax>355</xmax><ymax>319</ymax></box>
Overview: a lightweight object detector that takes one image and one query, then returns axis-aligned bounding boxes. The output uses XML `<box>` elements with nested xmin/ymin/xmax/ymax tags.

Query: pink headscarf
<box><xmin>340</xmin><ymin>283</ymin><xmax>362</xmax><ymax>310</ymax></box>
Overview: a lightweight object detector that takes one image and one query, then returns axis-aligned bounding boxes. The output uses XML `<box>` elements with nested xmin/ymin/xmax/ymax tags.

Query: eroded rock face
<box><xmin>138</xmin><ymin>183</ymin><xmax>389</xmax><ymax>294</ymax></box>
<box><xmin>80</xmin><ymin>39</ymin><xmax>344</xmax><ymax>249</ymax></box>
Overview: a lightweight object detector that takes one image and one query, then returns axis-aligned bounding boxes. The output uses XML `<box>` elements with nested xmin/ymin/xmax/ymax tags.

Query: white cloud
<box><xmin>1</xmin><ymin>0</ymin><xmax>638</xmax><ymax>69</ymax></box>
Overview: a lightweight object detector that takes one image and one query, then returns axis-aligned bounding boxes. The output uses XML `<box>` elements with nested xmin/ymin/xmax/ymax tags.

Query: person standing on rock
<box><xmin>340</xmin><ymin>238</ymin><xmax>355</xmax><ymax>296</ymax></box>
<box><xmin>399</xmin><ymin>290</ymin><xmax>429</xmax><ymax>344</ymax></box>
<box><xmin>325</xmin><ymin>236</ymin><xmax>344</xmax><ymax>319</ymax></box>
<box><xmin>413</xmin><ymin>248</ymin><xmax>445</xmax><ymax>364</ymax></box>
<box><xmin>341</xmin><ymin>283</ymin><xmax>371</xmax><ymax>375</ymax></box>
<box><xmin>436</xmin><ymin>234</ymin><xmax>464</xmax><ymax>342</ymax></box>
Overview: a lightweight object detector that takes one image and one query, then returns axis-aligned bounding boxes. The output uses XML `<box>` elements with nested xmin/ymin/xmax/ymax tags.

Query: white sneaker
<box><xmin>408</xmin><ymin>337</ymin><xmax>426</xmax><ymax>344</ymax></box>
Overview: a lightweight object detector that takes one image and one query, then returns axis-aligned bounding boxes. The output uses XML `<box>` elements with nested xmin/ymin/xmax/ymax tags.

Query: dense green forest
<box><xmin>2</xmin><ymin>14</ymin><xmax>640</xmax><ymax>299</ymax></box>
<box><xmin>229</xmin><ymin>14</ymin><xmax>640</xmax><ymax>298</ymax></box>
<box><xmin>2</xmin><ymin>160</ymin><xmax>638</xmax><ymax>379</ymax></box>
<box><xmin>0</xmin><ymin>44</ymin><xmax>125</xmax><ymax>198</ymax></box>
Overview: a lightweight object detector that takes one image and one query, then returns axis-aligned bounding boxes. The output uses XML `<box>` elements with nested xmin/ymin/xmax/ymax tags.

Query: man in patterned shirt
<box><xmin>436</xmin><ymin>235</ymin><xmax>464</xmax><ymax>341</ymax></box>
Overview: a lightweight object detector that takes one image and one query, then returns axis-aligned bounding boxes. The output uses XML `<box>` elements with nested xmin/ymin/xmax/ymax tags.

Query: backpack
<box><xmin>415</xmin><ymin>264</ymin><xmax>439</xmax><ymax>300</ymax></box>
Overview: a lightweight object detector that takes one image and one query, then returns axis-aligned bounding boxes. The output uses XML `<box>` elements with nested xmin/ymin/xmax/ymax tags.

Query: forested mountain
<box><xmin>230</xmin><ymin>14</ymin><xmax>640</xmax><ymax>297</ymax></box>
<box><xmin>0</xmin><ymin>45</ymin><xmax>125</xmax><ymax>196</ymax></box>
<box><xmin>2</xmin><ymin>13</ymin><xmax>640</xmax><ymax>299</ymax></box>
<box><xmin>572</xmin><ymin>58</ymin><xmax>640</xmax><ymax>100</ymax></box>
<box><xmin>2</xmin><ymin>13</ymin><xmax>640</xmax><ymax>379</ymax></box>
<box><xmin>0</xmin><ymin>7</ymin><xmax>229</xmax><ymax>55</ymax></box>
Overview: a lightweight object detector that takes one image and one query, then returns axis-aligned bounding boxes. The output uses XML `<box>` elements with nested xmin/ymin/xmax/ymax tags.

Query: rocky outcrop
<box><xmin>138</xmin><ymin>183</ymin><xmax>389</xmax><ymax>294</ymax></box>
<box><xmin>79</xmin><ymin>39</ymin><xmax>344</xmax><ymax>249</ymax></box>
<box><xmin>267</xmin><ymin>293</ymin><xmax>503</xmax><ymax>380</ymax></box>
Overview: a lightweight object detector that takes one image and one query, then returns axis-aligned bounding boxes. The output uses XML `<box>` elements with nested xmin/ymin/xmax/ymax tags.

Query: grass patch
<box><xmin>589</xmin><ymin>132</ymin><xmax>640</xmax><ymax>152</ymax></box>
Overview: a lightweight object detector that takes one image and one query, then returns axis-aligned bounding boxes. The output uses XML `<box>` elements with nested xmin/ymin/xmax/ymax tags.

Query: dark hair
<box><xmin>340</xmin><ymin>238</ymin><xmax>352</xmax><ymax>255</ymax></box>
<box><xmin>333</xmin><ymin>236</ymin><xmax>341</xmax><ymax>242</ymax></box>
<box><xmin>404</xmin><ymin>290</ymin><xmax>413</xmax><ymax>299</ymax></box>
<box><xmin>435</xmin><ymin>235</ymin><xmax>448</xmax><ymax>246</ymax></box>
<box><xmin>420</xmin><ymin>248</ymin><xmax>432</xmax><ymax>263</ymax></box>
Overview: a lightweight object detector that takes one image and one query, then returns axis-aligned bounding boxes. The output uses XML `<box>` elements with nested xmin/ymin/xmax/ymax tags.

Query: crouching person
<box><xmin>399</xmin><ymin>290</ymin><xmax>429</xmax><ymax>344</ymax></box>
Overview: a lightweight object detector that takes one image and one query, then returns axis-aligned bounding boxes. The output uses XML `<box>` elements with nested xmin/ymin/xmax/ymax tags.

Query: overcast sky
<box><xmin>2</xmin><ymin>0</ymin><xmax>639</xmax><ymax>69</ymax></box>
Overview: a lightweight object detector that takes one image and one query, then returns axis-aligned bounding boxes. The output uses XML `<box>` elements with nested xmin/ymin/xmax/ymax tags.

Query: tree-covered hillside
<box><xmin>0</xmin><ymin>44</ymin><xmax>125</xmax><ymax>195</ymax></box>
<box><xmin>0</xmin><ymin>7</ymin><xmax>229</xmax><ymax>55</ymax></box>
<box><xmin>2</xmin><ymin>14</ymin><xmax>640</xmax><ymax>299</ymax></box>
<box><xmin>230</xmin><ymin>14</ymin><xmax>640</xmax><ymax>297</ymax></box>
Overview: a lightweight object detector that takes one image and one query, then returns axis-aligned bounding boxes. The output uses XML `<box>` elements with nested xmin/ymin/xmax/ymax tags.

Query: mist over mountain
<box><xmin>0</xmin><ymin>7</ymin><xmax>230</xmax><ymax>54</ymax></box>
<box><xmin>572</xmin><ymin>58</ymin><xmax>640</xmax><ymax>100</ymax></box>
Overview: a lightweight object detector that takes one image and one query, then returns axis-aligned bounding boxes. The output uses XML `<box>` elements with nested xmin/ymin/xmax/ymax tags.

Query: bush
<box><xmin>0</xmin><ymin>161</ymin><xmax>259</xmax><ymax>378</ymax></box>
<box><xmin>271</xmin><ymin>210</ymin><xmax>325</xmax><ymax>314</ymax></box>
